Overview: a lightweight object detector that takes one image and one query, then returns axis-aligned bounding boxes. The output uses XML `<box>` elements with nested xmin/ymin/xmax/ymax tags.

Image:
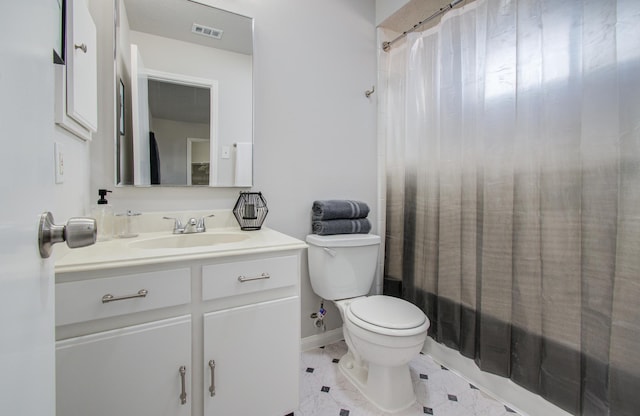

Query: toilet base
<box><xmin>338</xmin><ymin>350</ymin><xmax>416</xmax><ymax>413</ymax></box>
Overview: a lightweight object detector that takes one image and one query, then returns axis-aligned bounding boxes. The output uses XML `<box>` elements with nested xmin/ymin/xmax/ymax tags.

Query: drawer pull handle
<box><xmin>209</xmin><ymin>360</ymin><xmax>216</xmax><ymax>397</ymax></box>
<box><xmin>179</xmin><ymin>366</ymin><xmax>187</xmax><ymax>405</ymax></box>
<box><xmin>101</xmin><ymin>289</ymin><xmax>148</xmax><ymax>303</ymax></box>
<box><xmin>237</xmin><ymin>273</ymin><xmax>270</xmax><ymax>283</ymax></box>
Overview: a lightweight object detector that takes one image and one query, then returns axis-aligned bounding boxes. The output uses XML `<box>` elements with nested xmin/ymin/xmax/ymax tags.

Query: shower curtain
<box><xmin>382</xmin><ymin>0</ymin><xmax>640</xmax><ymax>414</ymax></box>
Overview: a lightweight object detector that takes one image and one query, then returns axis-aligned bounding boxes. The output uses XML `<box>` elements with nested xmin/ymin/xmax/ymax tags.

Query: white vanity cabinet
<box><xmin>55</xmin><ymin>241</ymin><xmax>303</xmax><ymax>416</ymax></box>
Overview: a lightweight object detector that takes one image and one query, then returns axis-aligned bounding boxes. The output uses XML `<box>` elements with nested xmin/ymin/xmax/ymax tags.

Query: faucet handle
<box><xmin>163</xmin><ymin>216</ymin><xmax>183</xmax><ymax>233</ymax></box>
<box><xmin>196</xmin><ymin>214</ymin><xmax>215</xmax><ymax>232</ymax></box>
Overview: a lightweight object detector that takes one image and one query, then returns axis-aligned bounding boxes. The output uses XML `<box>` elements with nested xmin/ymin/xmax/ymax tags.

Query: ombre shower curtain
<box><xmin>382</xmin><ymin>0</ymin><xmax>640</xmax><ymax>414</ymax></box>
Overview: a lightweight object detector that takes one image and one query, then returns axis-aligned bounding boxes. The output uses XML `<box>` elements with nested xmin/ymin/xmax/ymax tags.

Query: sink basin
<box><xmin>128</xmin><ymin>232</ymin><xmax>250</xmax><ymax>249</ymax></box>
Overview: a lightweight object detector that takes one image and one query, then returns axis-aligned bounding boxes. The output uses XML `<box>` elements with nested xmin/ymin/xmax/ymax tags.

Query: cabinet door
<box><xmin>204</xmin><ymin>297</ymin><xmax>300</xmax><ymax>415</ymax></box>
<box><xmin>56</xmin><ymin>316</ymin><xmax>191</xmax><ymax>416</ymax></box>
<box><xmin>66</xmin><ymin>0</ymin><xmax>97</xmax><ymax>131</ymax></box>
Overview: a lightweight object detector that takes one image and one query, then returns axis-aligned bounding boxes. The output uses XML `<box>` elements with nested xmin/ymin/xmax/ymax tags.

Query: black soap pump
<box><xmin>91</xmin><ymin>189</ymin><xmax>114</xmax><ymax>241</ymax></box>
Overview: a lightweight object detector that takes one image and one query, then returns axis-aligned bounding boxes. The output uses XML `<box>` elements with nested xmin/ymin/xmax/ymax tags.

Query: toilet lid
<box><xmin>348</xmin><ymin>295</ymin><xmax>427</xmax><ymax>330</ymax></box>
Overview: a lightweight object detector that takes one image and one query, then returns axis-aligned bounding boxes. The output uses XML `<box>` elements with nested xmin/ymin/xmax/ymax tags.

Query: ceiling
<box><xmin>379</xmin><ymin>0</ymin><xmax>471</xmax><ymax>35</ymax></box>
<box><xmin>123</xmin><ymin>0</ymin><xmax>253</xmax><ymax>55</ymax></box>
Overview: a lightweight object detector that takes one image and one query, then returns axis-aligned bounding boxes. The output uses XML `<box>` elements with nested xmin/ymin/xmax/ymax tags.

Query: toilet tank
<box><xmin>305</xmin><ymin>234</ymin><xmax>381</xmax><ymax>300</ymax></box>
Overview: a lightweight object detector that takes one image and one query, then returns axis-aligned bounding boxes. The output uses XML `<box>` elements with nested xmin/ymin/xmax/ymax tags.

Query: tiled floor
<box><xmin>297</xmin><ymin>341</ymin><xmax>519</xmax><ymax>416</ymax></box>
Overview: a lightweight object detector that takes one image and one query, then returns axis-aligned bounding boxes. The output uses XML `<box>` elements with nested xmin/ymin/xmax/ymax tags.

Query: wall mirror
<box><xmin>115</xmin><ymin>0</ymin><xmax>253</xmax><ymax>187</ymax></box>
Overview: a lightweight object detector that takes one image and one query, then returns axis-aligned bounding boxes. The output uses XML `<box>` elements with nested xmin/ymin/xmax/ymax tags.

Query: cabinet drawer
<box><xmin>56</xmin><ymin>268</ymin><xmax>191</xmax><ymax>326</ymax></box>
<box><xmin>202</xmin><ymin>255</ymin><xmax>297</xmax><ymax>301</ymax></box>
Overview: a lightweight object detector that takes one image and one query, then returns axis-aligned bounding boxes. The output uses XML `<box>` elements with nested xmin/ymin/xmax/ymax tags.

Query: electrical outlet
<box><xmin>54</xmin><ymin>142</ymin><xmax>64</xmax><ymax>184</ymax></box>
<box><xmin>221</xmin><ymin>145</ymin><xmax>230</xmax><ymax>159</ymax></box>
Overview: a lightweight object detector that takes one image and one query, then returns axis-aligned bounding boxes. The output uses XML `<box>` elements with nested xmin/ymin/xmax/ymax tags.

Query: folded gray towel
<box><xmin>312</xmin><ymin>218</ymin><xmax>372</xmax><ymax>235</ymax></box>
<box><xmin>312</xmin><ymin>200</ymin><xmax>370</xmax><ymax>221</ymax></box>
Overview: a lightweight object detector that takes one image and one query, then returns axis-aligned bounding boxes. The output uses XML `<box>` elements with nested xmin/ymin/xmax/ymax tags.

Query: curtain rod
<box><xmin>382</xmin><ymin>0</ymin><xmax>464</xmax><ymax>52</ymax></box>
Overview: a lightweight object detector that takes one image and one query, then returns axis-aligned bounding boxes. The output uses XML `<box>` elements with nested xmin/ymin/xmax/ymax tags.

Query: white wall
<box><xmin>249</xmin><ymin>0</ymin><xmax>378</xmax><ymax>336</ymax></box>
<box><xmin>376</xmin><ymin>0</ymin><xmax>412</xmax><ymax>25</ymax></box>
<box><xmin>86</xmin><ymin>0</ymin><xmax>378</xmax><ymax>338</ymax></box>
<box><xmin>53</xmin><ymin>127</ymin><xmax>92</xmax><ymax>220</ymax></box>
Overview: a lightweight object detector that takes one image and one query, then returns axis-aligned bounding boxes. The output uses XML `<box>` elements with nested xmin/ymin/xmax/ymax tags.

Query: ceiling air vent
<box><xmin>192</xmin><ymin>23</ymin><xmax>223</xmax><ymax>40</ymax></box>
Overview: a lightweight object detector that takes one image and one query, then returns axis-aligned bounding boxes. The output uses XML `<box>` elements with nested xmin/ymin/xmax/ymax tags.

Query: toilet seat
<box><xmin>346</xmin><ymin>295</ymin><xmax>429</xmax><ymax>337</ymax></box>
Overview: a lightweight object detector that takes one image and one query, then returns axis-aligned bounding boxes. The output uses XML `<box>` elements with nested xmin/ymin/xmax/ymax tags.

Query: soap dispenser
<box><xmin>92</xmin><ymin>189</ymin><xmax>114</xmax><ymax>241</ymax></box>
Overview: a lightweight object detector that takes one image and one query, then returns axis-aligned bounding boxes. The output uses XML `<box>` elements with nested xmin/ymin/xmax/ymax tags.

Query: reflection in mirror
<box><xmin>115</xmin><ymin>0</ymin><xmax>253</xmax><ymax>187</ymax></box>
<box><xmin>150</xmin><ymin>80</ymin><xmax>211</xmax><ymax>186</ymax></box>
<box><xmin>187</xmin><ymin>138</ymin><xmax>211</xmax><ymax>185</ymax></box>
<box><xmin>130</xmin><ymin>59</ymin><xmax>218</xmax><ymax>186</ymax></box>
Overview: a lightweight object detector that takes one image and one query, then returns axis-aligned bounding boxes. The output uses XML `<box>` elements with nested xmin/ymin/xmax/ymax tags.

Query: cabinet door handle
<box><xmin>179</xmin><ymin>366</ymin><xmax>187</xmax><ymax>405</ymax></box>
<box><xmin>209</xmin><ymin>360</ymin><xmax>216</xmax><ymax>397</ymax></box>
<box><xmin>101</xmin><ymin>289</ymin><xmax>148</xmax><ymax>303</ymax></box>
<box><xmin>74</xmin><ymin>43</ymin><xmax>87</xmax><ymax>53</ymax></box>
<box><xmin>237</xmin><ymin>273</ymin><xmax>270</xmax><ymax>283</ymax></box>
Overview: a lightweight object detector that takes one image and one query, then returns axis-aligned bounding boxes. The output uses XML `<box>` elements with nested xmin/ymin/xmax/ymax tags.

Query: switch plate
<box><xmin>221</xmin><ymin>145</ymin><xmax>230</xmax><ymax>159</ymax></box>
<box><xmin>54</xmin><ymin>142</ymin><xmax>64</xmax><ymax>184</ymax></box>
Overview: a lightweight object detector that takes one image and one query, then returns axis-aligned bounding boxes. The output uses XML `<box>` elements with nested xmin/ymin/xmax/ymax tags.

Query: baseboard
<box><xmin>423</xmin><ymin>337</ymin><xmax>573</xmax><ymax>416</ymax></box>
<box><xmin>301</xmin><ymin>327</ymin><xmax>344</xmax><ymax>351</ymax></box>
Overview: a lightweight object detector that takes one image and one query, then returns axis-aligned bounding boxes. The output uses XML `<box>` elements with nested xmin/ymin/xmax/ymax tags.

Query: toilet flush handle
<box><xmin>323</xmin><ymin>247</ymin><xmax>337</xmax><ymax>257</ymax></box>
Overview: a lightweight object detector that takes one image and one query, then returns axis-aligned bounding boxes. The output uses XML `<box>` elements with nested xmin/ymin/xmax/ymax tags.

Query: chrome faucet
<box><xmin>163</xmin><ymin>214</ymin><xmax>215</xmax><ymax>234</ymax></box>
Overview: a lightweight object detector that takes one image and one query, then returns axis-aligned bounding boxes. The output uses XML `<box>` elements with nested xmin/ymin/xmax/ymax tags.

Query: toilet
<box><xmin>306</xmin><ymin>234</ymin><xmax>429</xmax><ymax>413</ymax></box>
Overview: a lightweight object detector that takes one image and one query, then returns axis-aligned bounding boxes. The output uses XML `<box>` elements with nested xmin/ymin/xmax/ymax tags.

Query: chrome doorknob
<box><xmin>38</xmin><ymin>212</ymin><xmax>97</xmax><ymax>258</ymax></box>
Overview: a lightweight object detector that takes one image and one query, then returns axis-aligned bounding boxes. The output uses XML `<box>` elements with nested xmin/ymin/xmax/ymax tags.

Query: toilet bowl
<box><xmin>305</xmin><ymin>234</ymin><xmax>430</xmax><ymax>413</ymax></box>
<box><xmin>334</xmin><ymin>296</ymin><xmax>429</xmax><ymax>413</ymax></box>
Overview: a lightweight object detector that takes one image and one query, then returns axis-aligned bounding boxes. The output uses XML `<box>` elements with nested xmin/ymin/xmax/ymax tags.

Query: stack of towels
<box><xmin>311</xmin><ymin>200</ymin><xmax>371</xmax><ymax>235</ymax></box>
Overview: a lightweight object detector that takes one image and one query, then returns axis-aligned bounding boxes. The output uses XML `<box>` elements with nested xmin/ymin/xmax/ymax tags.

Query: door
<box><xmin>0</xmin><ymin>1</ymin><xmax>57</xmax><ymax>415</ymax></box>
<box><xmin>56</xmin><ymin>316</ymin><xmax>192</xmax><ymax>416</ymax></box>
<box><xmin>203</xmin><ymin>297</ymin><xmax>300</xmax><ymax>415</ymax></box>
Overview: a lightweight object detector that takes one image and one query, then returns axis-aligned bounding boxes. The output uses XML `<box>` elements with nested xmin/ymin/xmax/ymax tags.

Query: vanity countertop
<box><xmin>55</xmin><ymin>227</ymin><xmax>307</xmax><ymax>274</ymax></box>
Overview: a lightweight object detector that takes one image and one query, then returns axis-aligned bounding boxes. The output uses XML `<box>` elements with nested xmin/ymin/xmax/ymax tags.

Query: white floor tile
<box><xmin>296</xmin><ymin>341</ymin><xmax>518</xmax><ymax>416</ymax></box>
